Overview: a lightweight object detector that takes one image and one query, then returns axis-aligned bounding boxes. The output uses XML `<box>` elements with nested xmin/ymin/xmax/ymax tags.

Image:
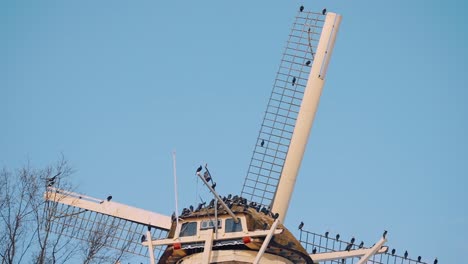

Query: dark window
<box><xmin>225</xmin><ymin>218</ymin><xmax>243</xmax><ymax>233</ymax></box>
<box><xmin>180</xmin><ymin>222</ymin><xmax>197</xmax><ymax>237</ymax></box>
<box><xmin>200</xmin><ymin>220</ymin><xmax>221</xmax><ymax>230</ymax></box>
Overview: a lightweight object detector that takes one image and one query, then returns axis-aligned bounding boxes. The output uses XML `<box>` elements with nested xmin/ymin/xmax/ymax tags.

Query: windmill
<box><xmin>45</xmin><ymin>6</ymin><xmax>432</xmax><ymax>264</ymax></box>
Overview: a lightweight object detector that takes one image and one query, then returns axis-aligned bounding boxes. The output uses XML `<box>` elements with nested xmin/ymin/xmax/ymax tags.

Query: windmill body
<box><xmin>44</xmin><ymin>7</ymin><xmax>430</xmax><ymax>264</ymax></box>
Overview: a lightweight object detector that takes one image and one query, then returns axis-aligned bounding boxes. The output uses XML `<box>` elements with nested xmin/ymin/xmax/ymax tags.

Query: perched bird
<box><xmin>305</xmin><ymin>60</ymin><xmax>311</xmax><ymax>66</ymax></box>
<box><xmin>391</xmin><ymin>248</ymin><xmax>396</xmax><ymax>255</ymax></box>
<box><xmin>298</xmin><ymin>221</ymin><xmax>304</xmax><ymax>230</ymax></box>
<box><xmin>418</xmin><ymin>256</ymin><xmax>422</xmax><ymax>262</ymax></box>
<box><xmin>383</xmin><ymin>230</ymin><xmax>387</xmax><ymax>239</ymax></box>
<box><xmin>312</xmin><ymin>248</ymin><xmax>317</xmax><ymax>254</ymax></box>
<box><xmin>292</xmin><ymin>77</ymin><xmax>297</xmax><ymax>86</ymax></box>
<box><xmin>107</xmin><ymin>195</ymin><xmax>112</xmax><ymax>202</ymax></box>
<box><xmin>325</xmin><ymin>231</ymin><xmax>329</xmax><ymax>238</ymax></box>
<box><xmin>141</xmin><ymin>235</ymin><xmax>146</xmax><ymax>243</ymax></box>
<box><xmin>148</xmin><ymin>226</ymin><xmax>151</xmax><ymax>231</ymax></box>
<box><xmin>260</xmin><ymin>139</ymin><xmax>265</xmax><ymax>147</ymax></box>
<box><xmin>273</xmin><ymin>213</ymin><xmax>279</xmax><ymax>219</ymax></box>
<box><xmin>358</xmin><ymin>241</ymin><xmax>364</xmax><ymax>248</ymax></box>
<box><xmin>434</xmin><ymin>258</ymin><xmax>438</xmax><ymax>264</ymax></box>
<box><xmin>404</xmin><ymin>250</ymin><xmax>408</xmax><ymax>259</ymax></box>
<box><xmin>322</xmin><ymin>8</ymin><xmax>327</xmax><ymax>15</ymax></box>
<box><xmin>350</xmin><ymin>237</ymin><xmax>355</xmax><ymax>244</ymax></box>
<box><xmin>345</xmin><ymin>243</ymin><xmax>352</xmax><ymax>251</ymax></box>
<box><xmin>299</xmin><ymin>5</ymin><xmax>304</xmax><ymax>12</ymax></box>
<box><xmin>204</xmin><ymin>171</ymin><xmax>211</xmax><ymax>182</ymax></box>
<box><xmin>211</xmin><ymin>182</ymin><xmax>216</xmax><ymax>189</ymax></box>
<box><xmin>336</xmin><ymin>234</ymin><xmax>340</xmax><ymax>240</ymax></box>
<box><xmin>189</xmin><ymin>205</ymin><xmax>194</xmax><ymax>212</ymax></box>
<box><xmin>196</xmin><ymin>165</ymin><xmax>202</xmax><ymax>175</ymax></box>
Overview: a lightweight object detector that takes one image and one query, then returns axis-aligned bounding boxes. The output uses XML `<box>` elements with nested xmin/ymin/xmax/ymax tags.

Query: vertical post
<box><xmin>147</xmin><ymin>230</ymin><xmax>156</xmax><ymax>264</ymax></box>
<box><xmin>272</xmin><ymin>13</ymin><xmax>342</xmax><ymax>222</ymax></box>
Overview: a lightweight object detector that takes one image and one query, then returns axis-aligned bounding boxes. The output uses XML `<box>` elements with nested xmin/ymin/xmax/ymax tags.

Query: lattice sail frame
<box><xmin>44</xmin><ymin>188</ymin><xmax>171</xmax><ymax>262</ymax></box>
<box><xmin>299</xmin><ymin>229</ymin><xmax>430</xmax><ymax>264</ymax></box>
<box><xmin>241</xmin><ymin>9</ymin><xmax>338</xmax><ymax>214</ymax></box>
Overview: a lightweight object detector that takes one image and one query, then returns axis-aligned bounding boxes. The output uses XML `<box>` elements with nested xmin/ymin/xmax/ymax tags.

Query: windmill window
<box><xmin>225</xmin><ymin>218</ymin><xmax>243</xmax><ymax>233</ymax></box>
<box><xmin>179</xmin><ymin>222</ymin><xmax>197</xmax><ymax>237</ymax></box>
<box><xmin>200</xmin><ymin>219</ymin><xmax>221</xmax><ymax>230</ymax></box>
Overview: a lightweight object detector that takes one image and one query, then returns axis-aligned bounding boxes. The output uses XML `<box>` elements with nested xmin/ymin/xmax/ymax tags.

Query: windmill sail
<box><xmin>44</xmin><ymin>188</ymin><xmax>171</xmax><ymax>262</ymax></box>
<box><xmin>299</xmin><ymin>229</ymin><xmax>429</xmax><ymax>264</ymax></box>
<box><xmin>241</xmin><ymin>9</ymin><xmax>341</xmax><ymax>222</ymax></box>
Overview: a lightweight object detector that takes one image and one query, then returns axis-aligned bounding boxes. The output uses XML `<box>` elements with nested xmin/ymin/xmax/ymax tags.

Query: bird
<box><xmin>299</xmin><ymin>5</ymin><xmax>304</xmax><ymax>12</ymax></box>
<box><xmin>358</xmin><ymin>241</ymin><xmax>364</xmax><ymax>248</ymax></box>
<box><xmin>336</xmin><ymin>234</ymin><xmax>340</xmax><ymax>240</ymax></box>
<box><xmin>350</xmin><ymin>237</ymin><xmax>355</xmax><ymax>244</ymax></box>
<box><xmin>204</xmin><ymin>171</ymin><xmax>212</xmax><ymax>182</ymax></box>
<box><xmin>141</xmin><ymin>235</ymin><xmax>146</xmax><ymax>243</ymax></box>
<box><xmin>292</xmin><ymin>76</ymin><xmax>297</xmax><ymax>86</ymax></box>
<box><xmin>189</xmin><ymin>205</ymin><xmax>194</xmax><ymax>212</ymax></box>
<box><xmin>305</xmin><ymin>60</ymin><xmax>311</xmax><ymax>66</ymax></box>
<box><xmin>147</xmin><ymin>225</ymin><xmax>151</xmax><ymax>231</ymax></box>
<box><xmin>211</xmin><ymin>182</ymin><xmax>216</xmax><ymax>189</ymax></box>
<box><xmin>434</xmin><ymin>258</ymin><xmax>438</xmax><ymax>264</ymax></box>
<box><xmin>383</xmin><ymin>230</ymin><xmax>387</xmax><ymax>238</ymax></box>
<box><xmin>391</xmin><ymin>248</ymin><xmax>396</xmax><ymax>255</ymax></box>
<box><xmin>325</xmin><ymin>231</ymin><xmax>329</xmax><ymax>238</ymax></box>
<box><xmin>196</xmin><ymin>165</ymin><xmax>202</xmax><ymax>175</ymax></box>
<box><xmin>260</xmin><ymin>139</ymin><xmax>265</xmax><ymax>147</ymax></box>
<box><xmin>322</xmin><ymin>8</ymin><xmax>327</xmax><ymax>15</ymax></box>
<box><xmin>298</xmin><ymin>221</ymin><xmax>304</xmax><ymax>230</ymax></box>
<box><xmin>345</xmin><ymin>243</ymin><xmax>352</xmax><ymax>251</ymax></box>
<box><xmin>404</xmin><ymin>250</ymin><xmax>408</xmax><ymax>259</ymax></box>
<box><xmin>107</xmin><ymin>195</ymin><xmax>112</xmax><ymax>202</ymax></box>
<box><xmin>418</xmin><ymin>256</ymin><xmax>422</xmax><ymax>262</ymax></box>
<box><xmin>312</xmin><ymin>248</ymin><xmax>317</xmax><ymax>254</ymax></box>
<box><xmin>273</xmin><ymin>213</ymin><xmax>279</xmax><ymax>219</ymax></box>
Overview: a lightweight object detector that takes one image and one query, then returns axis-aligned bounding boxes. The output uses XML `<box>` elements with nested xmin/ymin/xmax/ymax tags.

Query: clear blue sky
<box><xmin>1</xmin><ymin>1</ymin><xmax>467</xmax><ymax>263</ymax></box>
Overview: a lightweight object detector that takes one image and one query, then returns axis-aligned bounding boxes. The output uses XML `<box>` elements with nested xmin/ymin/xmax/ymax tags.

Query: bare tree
<box><xmin>0</xmin><ymin>158</ymin><xmax>140</xmax><ymax>264</ymax></box>
<box><xmin>0</xmin><ymin>158</ymin><xmax>79</xmax><ymax>264</ymax></box>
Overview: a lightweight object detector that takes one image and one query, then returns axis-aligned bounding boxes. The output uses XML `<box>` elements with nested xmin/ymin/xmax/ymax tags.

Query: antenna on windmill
<box><xmin>172</xmin><ymin>150</ymin><xmax>179</xmax><ymax>228</ymax></box>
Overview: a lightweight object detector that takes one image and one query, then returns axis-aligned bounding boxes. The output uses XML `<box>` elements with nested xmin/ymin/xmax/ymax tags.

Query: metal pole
<box><xmin>172</xmin><ymin>151</ymin><xmax>179</xmax><ymax>227</ymax></box>
<box><xmin>196</xmin><ymin>173</ymin><xmax>238</xmax><ymax>223</ymax></box>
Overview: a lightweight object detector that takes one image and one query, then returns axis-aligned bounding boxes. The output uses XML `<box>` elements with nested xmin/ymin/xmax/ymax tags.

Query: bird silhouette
<box><xmin>298</xmin><ymin>221</ymin><xmax>304</xmax><ymax>230</ymax></box>
<box><xmin>211</xmin><ymin>182</ymin><xmax>216</xmax><ymax>189</ymax></box>
<box><xmin>107</xmin><ymin>195</ymin><xmax>112</xmax><ymax>202</ymax></box>
<box><xmin>404</xmin><ymin>250</ymin><xmax>408</xmax><ymax>259</ymax></box>
<box><xmin>322</xmin><ymin>8</ymin><xmax>327</xmax><ymax>15</ymax></box>
<box><xmin>292</xmin><ymin>77</ymin><xmax>297</xmax><ymax>86</ymax></box>
<box><xmin>260</xmin><ymin>139</ymin><xmax>265</xmax><ymax>147</ymax></box>
<box><xmin>312</xmin><ymin>247</ymin><xmax>317</xmax><ymax>254</ymax></box>
<box><xmin>350</xmin><ymin>237</ymin><xmax>355</xmax><ymax>244</ymax></box>
<box><xmin>336</xmin><ymin>234</ymin><xmax>340</xmax><ymax>240</ymax></box>
<box><xmin>141</xmin><ymin>235</ymin><xmax>146</xmax><ymax>243</ymax></box>
<box><xmin>383</xmin><ymin>230</ymin><xmax>387</xmax><ymax>238</ymax></box>
<box><xmin>305</xmin><ymin>60</ymin><xmax>311</xmax><ymax>66</ymax></box>
<box><xmin>358</xmin><ymin>241</ymin><xmax>364</xmax><ymax>248</ymax></box>
<box><xmin>418</xmin><ymin>256</ymin><xmax>422</xmax><ymax>262</ymax></box>
<box><xmin>345</xmin><ymin>243</ymin><xmax>352</xmax><ymax>251</ymax></box>
<box><xmin>299</xmin><ymin>6</ymin><xmax>304</xmax><ymax>12</ymax></box>
<box><xmin>196</xmin><ymin>165</ymin><xmax>202</xmax><ymax>174</ymax></box>
<box><xmin>434</xmin><ymin>258</ymin><xmax>438</xmax><ymax>264</ymax></box>
<box><xmin>391</xmin><ymin>248</ymin><xmax>396</xmax><ymax>255</ymax></box>
<box><xmin>325</xmin><ymin>231</ymin><xmax>329</xmax><ymax>238</ymax></box>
